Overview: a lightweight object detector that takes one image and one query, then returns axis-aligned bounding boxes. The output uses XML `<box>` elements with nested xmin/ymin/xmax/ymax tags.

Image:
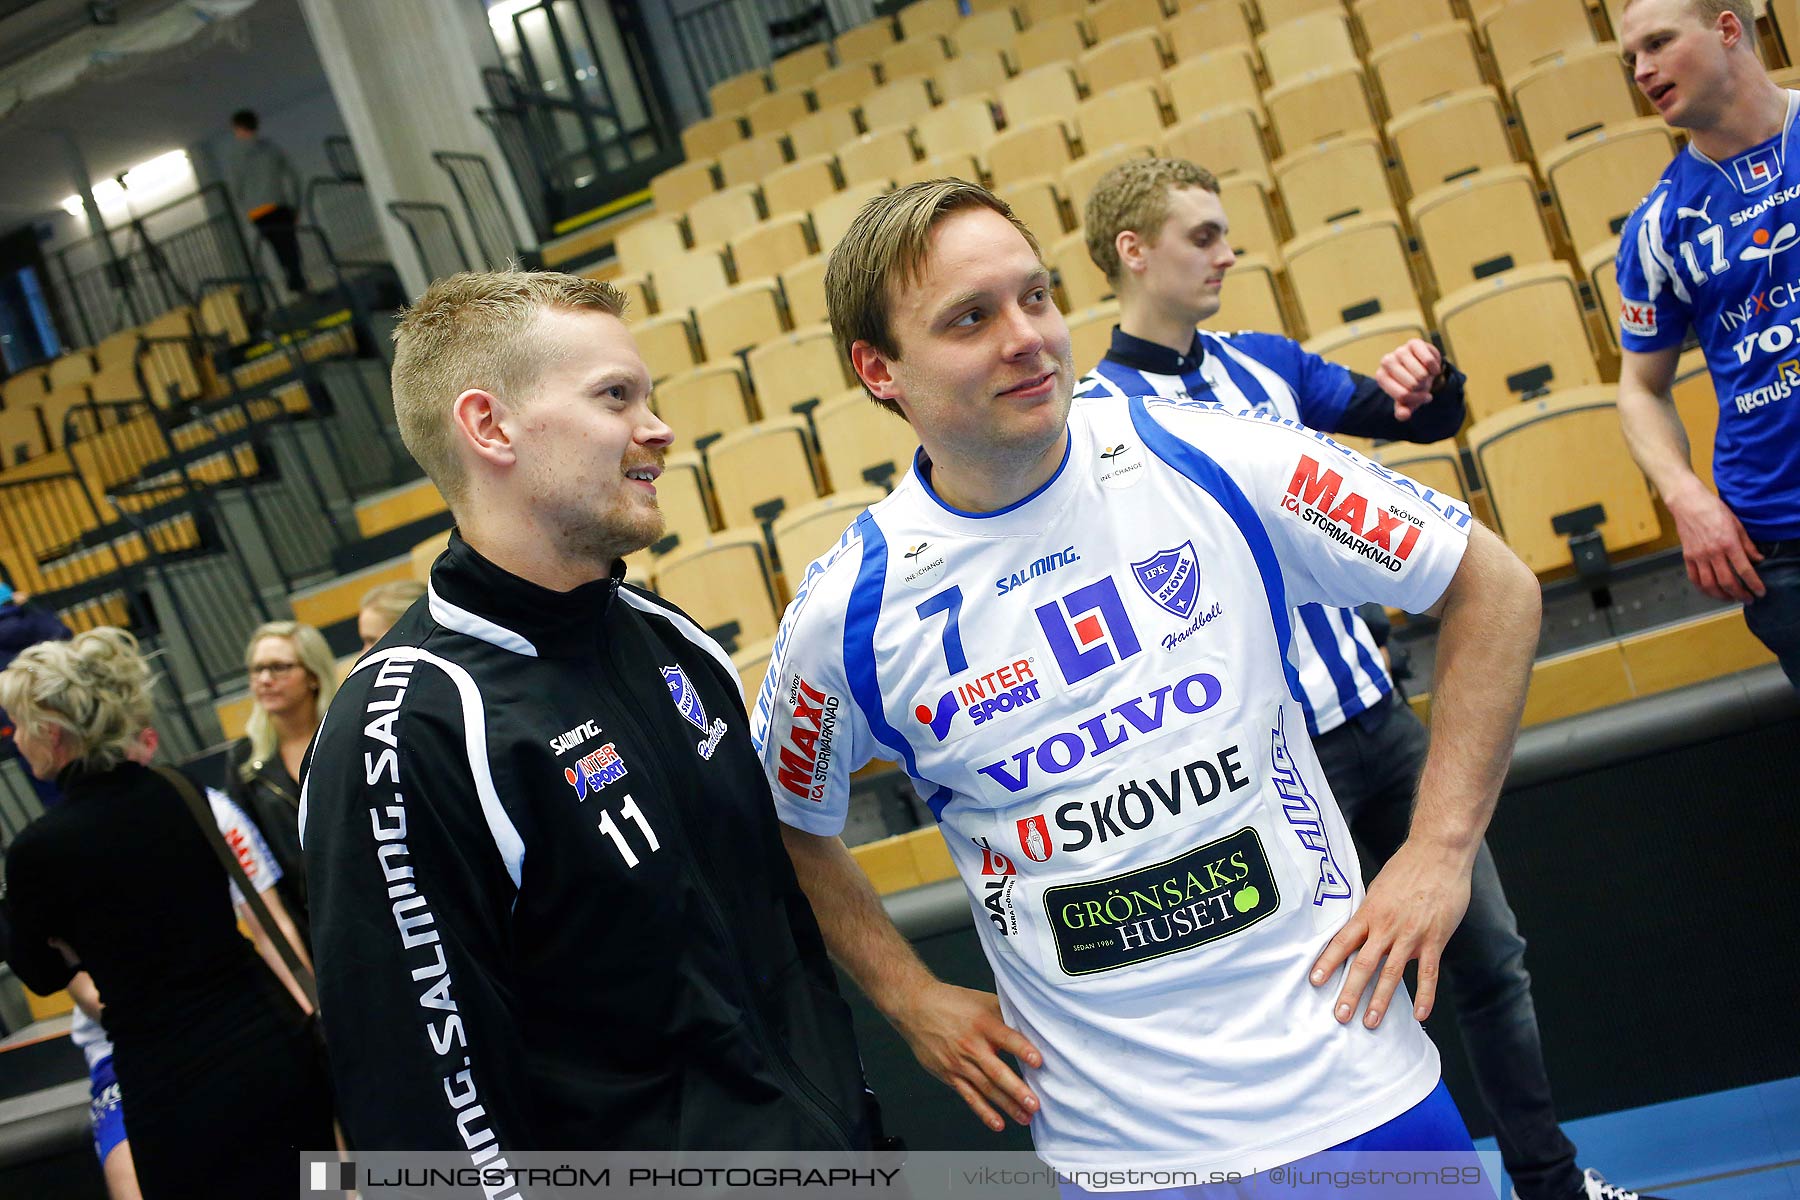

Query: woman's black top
<box><xmin>231</xmin><ymin>744</ymin><xmax>311</xmax><ymax>947</ymax></box>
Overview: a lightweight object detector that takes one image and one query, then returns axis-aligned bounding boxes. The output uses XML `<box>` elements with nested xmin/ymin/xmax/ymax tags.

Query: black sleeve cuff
<box><xmin>1333</xmin><ymin>365</ymin><xmax>1468</xmax><ymax>445</ymax></box>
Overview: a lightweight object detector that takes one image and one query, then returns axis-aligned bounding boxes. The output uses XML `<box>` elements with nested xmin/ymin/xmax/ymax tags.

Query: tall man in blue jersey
<box><xmin>1617</xmin><ymin>0</ymin><xmax>1800</xmax><ymax>686</ymax></box>
<box><xmin>753</xmin><ymin>178</ymin><xmax>1545</xmax><ymax>1193</ymax></box>
<box><xmin>1073</xmin><ymin>158</ymin><xmax>1654</xmax><ymax>1200</ymax></box>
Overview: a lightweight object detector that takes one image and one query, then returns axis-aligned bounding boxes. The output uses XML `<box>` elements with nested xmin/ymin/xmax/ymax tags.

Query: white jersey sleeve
<box><xmin>205</xmin><ymin>785</ymin><xmax>283</xmax><ymax>908</ymax></box>
<box><xmin>750</xmin><ymin>523</ymin><xmax>884</xmax><ymax>837</ymax></box>
<box><xmin>1141</xmin><ymin>399</ymin><xmax>1473</xmax><ymax>616</ymax></box>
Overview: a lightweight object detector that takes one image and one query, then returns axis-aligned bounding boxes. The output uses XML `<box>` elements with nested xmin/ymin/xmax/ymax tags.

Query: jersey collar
<box><xmin>427</xmin><ymin>530</ymin><xmax>622</xmax><ymax>656</ymax></box>
<box><xmin>1105</xmin><ymin>325</ymin><xmax>1207</xmax><ymax>376</ymax></box>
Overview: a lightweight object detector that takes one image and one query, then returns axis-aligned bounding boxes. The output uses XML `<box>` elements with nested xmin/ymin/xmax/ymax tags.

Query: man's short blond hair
<box><xmin>390</xmin><ymin>270</ymin><xmax>626</xmax><ymax>506</ymax></box>
<box><xmin>1083</xmin><ymin>158</ymin><xmax>1220</xmax><ymax>285</ymax></box>
<box><xmin>825</xmin><ymin>179</ymin><xmax>1042</xmax><ymax>415</ymax></box>
<box><xmin>1623</xmin><ymin>0</ymin><xmax>1755</xmax><ymax>41</ymax></box>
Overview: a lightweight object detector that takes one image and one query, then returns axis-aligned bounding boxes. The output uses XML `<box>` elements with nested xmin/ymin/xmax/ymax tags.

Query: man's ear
<box><xmin>849</xmin><ymin>340</ymin><xmax>900</xmax><ymax>404</ymax></box>
<box><xmin>1115</xmin><ymin>228</ymin><xmax>1146</xmax><ymax>277</ymax></box>
<box><xmin>451</xmin><ymin>388</ymin><xmax>516</xmax><ymax>469</ymax></box>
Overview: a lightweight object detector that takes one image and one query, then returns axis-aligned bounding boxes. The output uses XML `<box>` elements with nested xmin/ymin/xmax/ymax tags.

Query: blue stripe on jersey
<box><xmin>1200</xmin><ymin>334</ymin><xmax>1277</xmax><ymax>411</ymax></box>
<box><xmin>1298</xmin><ymin>603</ymin><xmax>1361</xmax><ymax>735</ymax></box>
<box><xmin>1091</xmin><ymin>357</ymin><xmax>1154</xmax><ymax>398</ymax></box>
<box><xmin>1128</xmin><ymin>394</ymin><xmax>1305</xmax><ymax>705</ymax></box>
<box><xmin>844</xmin><ymin>510</ymin><xmax>954</xmax><ymax>821</ymax></box>
<box><xmin>1337</xmin><ymin>606</ymin><xmax>1391</xmax><ymax>709</ymax></box>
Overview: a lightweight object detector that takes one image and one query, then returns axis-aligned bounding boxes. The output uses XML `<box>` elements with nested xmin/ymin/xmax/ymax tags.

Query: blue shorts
<box><xmin>1059</xmin><ymin>1077</ymin><xmax>1483</xmax><ymax>1199</ymax></box>
<box><xmin>88</xmin><ymin>1056</ymin><xmax>127</xmax><ymax>1164</ymax></box>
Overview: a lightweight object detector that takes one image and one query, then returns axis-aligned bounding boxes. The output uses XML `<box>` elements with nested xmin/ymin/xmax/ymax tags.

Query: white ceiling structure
<box><xmin>0</xmin><ymin>0</ymin><xmax>331</xmax><ymax>230</ymax></box>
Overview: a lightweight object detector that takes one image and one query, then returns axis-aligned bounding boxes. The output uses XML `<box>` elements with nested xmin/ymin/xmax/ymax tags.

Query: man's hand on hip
<box><xmin>892</xmin><ymin>982</ymin><xmax>1042</xmax><ymax>1131</ymax></box>
<box><xmin>1309</xmin><ymin>837</ymin><xmax>1474</xmax><ymax>1029</ymax></box>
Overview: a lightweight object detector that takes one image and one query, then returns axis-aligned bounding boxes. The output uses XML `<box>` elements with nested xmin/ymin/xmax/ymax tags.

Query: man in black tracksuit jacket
<box><xmin>300</xmin><ymin>271</ymin><xmax>878</xmax><ymax>1156</ymax></box>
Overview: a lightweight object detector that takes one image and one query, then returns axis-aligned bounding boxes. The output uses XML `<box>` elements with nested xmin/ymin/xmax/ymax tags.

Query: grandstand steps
<box><xmin>355</xmin><ymin>476</ymin><xmax>446</xmax><ymax>539</ymax></box>
<box><xmin>289</xmin><ymin>552</ymin><xmax>416</xmax><ymax>656</ymax></box>
<box><xmin>539</xmin><ymin>191</ymin><xmax>655</xmax><ymax>274</ymax></box>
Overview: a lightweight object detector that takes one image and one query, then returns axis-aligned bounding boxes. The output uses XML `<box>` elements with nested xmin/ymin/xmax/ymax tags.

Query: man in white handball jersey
<box><xmin>749</xmin><ymin>179</ymin><xmax>1543</xmax><ymax>1191</ymax></box>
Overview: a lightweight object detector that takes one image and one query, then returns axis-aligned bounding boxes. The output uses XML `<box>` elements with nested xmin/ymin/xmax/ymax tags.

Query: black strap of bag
<box><xmin>155</xmin><ymin>764</ymin><xmax>319</xmax><ymax>1011</ymax></box>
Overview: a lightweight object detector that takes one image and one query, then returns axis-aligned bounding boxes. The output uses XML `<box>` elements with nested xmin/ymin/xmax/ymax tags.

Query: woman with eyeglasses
<box><xmin>232</xmin><ymin>620</ymin><xmax>338</xmax><ymax>949</ymax></box>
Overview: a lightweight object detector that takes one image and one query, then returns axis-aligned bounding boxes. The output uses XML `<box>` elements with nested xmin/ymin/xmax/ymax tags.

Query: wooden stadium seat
<box><xmin>733</xmin><ymin>213</ymin><xmax>815</xmax><ymax>281</ymax></box>
<box><xmin>1266</xmin><ymin>66</ymin><xmax>1379</xmax><ymax>152</ymax></box>
<box><xmin>810</xmin><ymin>62</ymin><xmax>881</xmax><ymax>110</ymax></box>
<box><xmin>1541</xmin><ymin>119</ymin><xmax>1677</xmax><ymax>254</ymax></box>
<box><xmin>1372</xmin><ymin>439</ymin><xmax>1469</xmax><ymax>506</ymax></box>
<box><xmin>1511</xmin><ymin>44</ymin><xmax>1643</xmax><ymax>162</ymax></box>
<box><xmin>93</xmin><ymin>327</ymin><xmax>140</xmax><ymax>370</ymax></box>
<box><xmin>1433</xmin><ymin>262</ymin><xmax>1603</xmax><ymax>420</ymax></box>
<box><xmin>686</xmin><ymin>184</ymin><xmax>764</xmax><ymax>248</ymax></box>
<box><xmin>198</xmin><ymin>287</ymin><xmax>251</xmax><ymax>346</ymax></box>
<box><xmin>1354</xmin><ymin>0</ymin><xmax>1457</xmax><ymax>54</ymax></box>
<box><xmin>1166</xmin><ymin>47</ymin><xmax>1264</xmax><ymax>124</ymax></box>
<box><xmin>771</xmin><ymin>43</ymin><xmax>833</xmax><ymax>92</ymax></box>
<box><xmin>650</xmin><ymin>248</ymin><xmax>732</xmax><ymax>315</ymax></box>
<box><xmin>1409</xmin><ymin>164</ymin><xmax>1555</xmax><ymax>294</ymax></box>
<box><xmin>1386</xmin><ymin>87</ymin><xmax>1516</xmax><ymax>194</ymax></box>
<box><xmin>1089</xmin><ymin>0</ymin><xmax>1165</xmax><ymax>42</ymax></box>
<box><xmin>707</xmin><ymin>417</ymin><xmax>823</xmax><ymax>528</ymax></box>
<box><xmin>878</xmin><ymin>39</ymin><xmax>951</xmax><ymax>86</ymax></box>
<box><xmin>654</xmin><ymin>528</ymin><xmax>782</xmax><ymax>651</ymax></box>
<box><xmin>938</xmin><ymin>50</ymin><xmax>1010</xmax><ymax>103</ymax></box>
<box><xmin>839</xmin><ymin>128</ymin><xmax>916</xmax><ymax>188</ymax></box>
<box><xmin>609</xmin><ymin>272</ymin><xmax>652</xmax><ymax>318</ymax></box>
<box><xmin>1165</xmin><ymin>0</ymin><xmax>1257</xmax><ymax>63</ymax></box>
<box><xmin>1282</xmin><ymin>213</ymin><xmax>1420</xmax><ymax>335</ymax></box>
<box><xmin>1209</xmin><ymin>254</ymin><xmax>1291</xmax><ymax>336</ymax></box>
<box><xmin>894</xmin><ymin>151</ymin><xmax>983</xmax><ymax>188</ymax></box>
<box><xmin>763</xmin><ymin>155</ymin><xmax>840</xmax><ymax>219</ymax></box>
<box><xmin>732</xmin><ymin>637</ymin><xmax>776</xmax><ymax>706</ymax></box>
<box><xmin>773</xmin><ymin>488</ymin><xmax>886</xmax><ymax>577</ymax></box>
<box><xmin>1302</xmin><ymin>309</ymin><xmax>1430</xmax><ymax>378</ymax></box>
<box><xmin>952</xmin><ymin>9</ymin><xmax>1022</xmax><ymax>57</ymax></box>
<box><xmin>1260</xmin><ymin>10</ymin><xmax>1360</xmax><ymax>88</ymax></box>
<box><xmin>999</xmin><ymin>65</ymin><xmax>1084</xmax><ymax>132</ymax></box>
<box><xmin>1581</xmin><ymin>238</ymin><xmax>1624</xmax><ymax>357</ymax></box>
<box><xmin>1051</xmin><ymin>229</ymin><xmax>1113</xmax><ymax>310</ymax></box>
<box><xmin>834</xmin><ymin>20</ymin><xmax>895</xmax><ymax>65</ymax></box>
<box><xmin>655</xmin><ymin>452</ymin><xmax>719</xmax><ymax>553</ymax></box>
<box><xmin>1218</xmin><ymin>173</ymin><xmax>1286</xmax><ymax>262</ymax></box>
<box><xmin>651</xmin><ymin>160</ymin><xmax>718</xmax><ymax>215</ymax></box>
<box><xmin>86</xmin><ymin>354</ymin><xmax>144</xmax><ymax>405</ymax></box>
<box><xmin>0</xmin><ymin>402</ymin><xmax>45</xmax><ymax>464</ymax></box>
<box><xmin>813</xmin><ymin>179</ymin><xmax>893</xmax><ymax>250</ymax></box>
<box><xmin>682</xmin><ymin>114</ymin><xmax>744</xmax><ymax>160</ymax></box>
<box><xmin>988</xmin><ymin>118</ymin><xmax>1077</xmax><ymax>188</ymax></box>
<box><xmin>747</xmin><ymin>323</ymin><xmax>853</xmax><ymax>416</ymax></box>
<box><xmin>898</xmin><ymin>0</ymin><xmax>961</xmax><ymax>42</ymax></box>
<box><xmin>1273</xmin><ymin>133</ymin><xmax>1395</xmax><ymax>234</ymax></box>
<box><xmin>746</xmin><ymin>90</ymin><xmax>812</xmax><ymax>137</ymax></box>
<box><xmin>861</xmin><ymin>76</ymin><xmax>937</xmax><ymax>135</ymax></box>
<box><xmin>1482</xmin><ymin>0</ymin><xmax>1597</xmax><ymax>88</ymax></box>
<box><xmin>788</xmin><ymin>105</ymin><xmax>861</xmax><ymax>161</ymax></box>
<box><xmin>1013</xmin><ymin>15</ymin><xmax>1090</xmax><ymax>74</ymax></box>
<box><xmin>40</xmin><ymin>383</ymin><xmax>92</xmax><ymax>450</ymax></box>
<box><xmin>916</xmin><ymin>98</ymin><xmax>1001</xmax><ymax>161</ymax></box>
<box><xmin>631</xmin><ymin>313</ymin><xmax>701</xmax><ymax>382</ymax></box>
<box><xmin>1022</xmin><ymin>0</ymin><xmax>1085</xmax><ymax>19</ymax></box>
<box><xmin>815</xmin><ymin>388</ymin><xmax>920</xmax><ymax>491</ymax></box>
<box><xmin>1000</xmin><ymin>178</ymin><xmax>1070</xmax><ymax>241</ymax></box>
<box><xmin>694</xmin><ymin>281</ymin><xmax>789</xmax><ymax>363</ymax></box>
<box><xmin>710</xmin><ymin>70</ymin><xmax>769</xmax><ymax>114</ymax></box>
<box><xmin>1067</xmin><ymin>300</ymin><xmax>1122</xmax><ymax>376</ymax></box>
<box><xmin>1081</xmin><ymin>30</ymin><xmax>1169</xmax><ymax>98</ymax></box>
<box><xmin>656</xmin><ymin>363</ymin><xmax>755</xmax><ymax>451</ymax></box>
<box><xmin>1063</xmin><ymin>145</ymin><xmax>1156</xmax><ymax>219</ymax></box>
<box><xmin>616</xmin><ymin>215</ymin><xmax>688</xmax><ymax>273</ymax></box>
<box><xmin>782</xmin><ymin>254</ymin><xmax>832</xmax><ymax>327</ymax></box>
<box><xmin>0</xmin><ymin>365</ymin><xmax>47</xmax><ymax>409</ymax></box>
<box><xmin>1368</xmin><ymin>21</ymin><xmax>1486</xmax><ymax>114</ymax></box>
<box><xmin>1259</xmin><ymin>0</ymin><xmax>1345</xmax><ymax>27</ymax></box>
<box><xmin>1077</xmin><ymin>83</ymin><xmax>1168</xmax><ymax>150</ymax></box>
<box><xmin>1469</xmin><ymin>388</ymin><xmax>1661</xmax><ymax>574</ymax></box>
<box><xmin>46</xmin><ymin>351</ymin><xmax>95</xmax><ymax>391</ymax></box>
<box><xmin>1158</xmin><ymin>102</ymin><xmax>1270</xmax><ymax>181</ymax></box>
<box><xmin>718</xmin><ymin>133</ymin><xmax>791</xmax><ymax>188</ymax></box>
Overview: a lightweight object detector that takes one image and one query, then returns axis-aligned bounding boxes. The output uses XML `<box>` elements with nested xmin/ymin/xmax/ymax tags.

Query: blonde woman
<box><xmin>233</xmin><ymin>620</ymin><xmax>336</xmax><ymax>946</ymax></box>
<box><xmin>1</xmin><ymin>628</ymin><xmax>332</xmax><ymax>1199</ymax></box>
<box><xmin>356</xmin><ymin>579</ymin><xmax>425</xmax><ymax>654</ymax></box>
